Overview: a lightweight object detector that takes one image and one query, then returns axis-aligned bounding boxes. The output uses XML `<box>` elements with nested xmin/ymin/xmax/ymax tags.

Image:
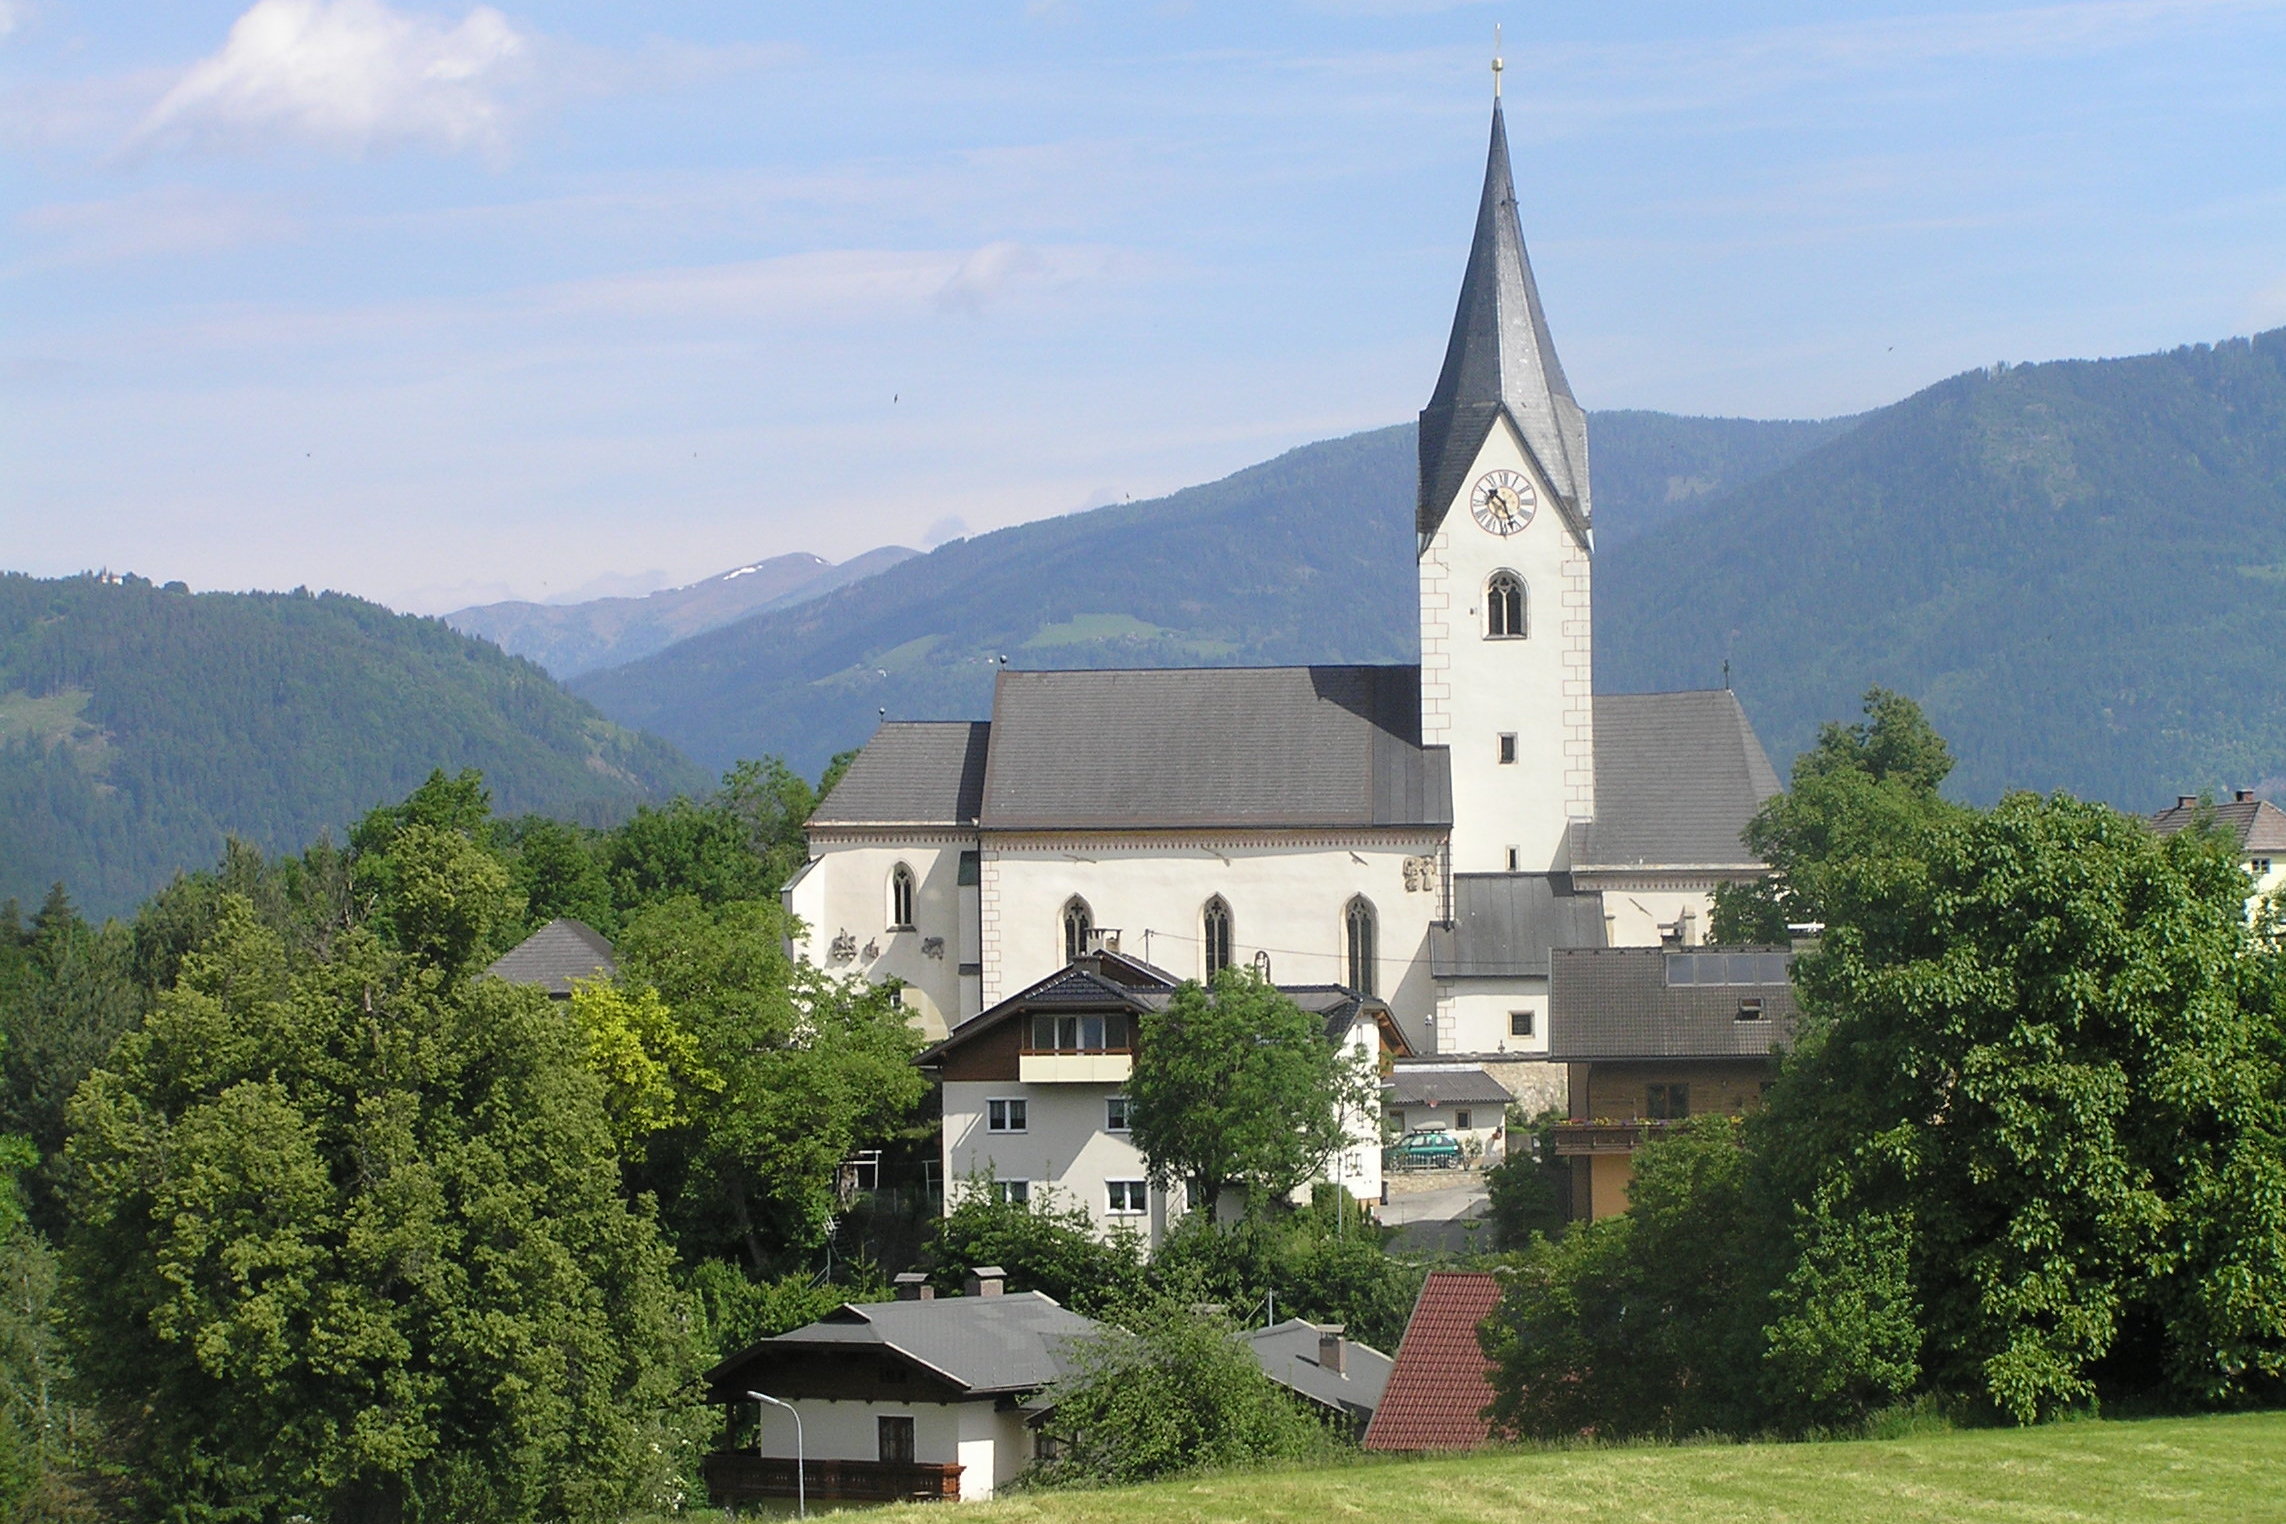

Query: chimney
<box><xmin>964</xmin><ymin>1265</ymin><xmax>1006</xmax><ymax>1298</ymax></box>
<box><xmin>2179</xmin><ymin>795</ymin><xmax>2199</xmax><ymax>809</ymax></box>
<box><xmin>2237</xmin><ymin>790</ymin><xmax>2256</xmax><ymax>803</ymax></box>
<box><xmin>1318</xmin><ymin>1324</ymin><xmax>1347</xmax><ymax>1376</ymax></box>
<box><xmin>894</xmin><ymin>1272</ymin><xmax>933</xmax><ymax>1302</ymax></box>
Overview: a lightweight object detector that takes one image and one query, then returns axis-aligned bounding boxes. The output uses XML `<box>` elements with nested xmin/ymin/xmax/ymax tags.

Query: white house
<box><xmin>783</xmin><ymin>94</ymin><xmax>1781</xmax><ymax>1227</ymax></box>
<box><xmin>2149</xmin><ymin>790</ymin><xmax>2286</xmax><ymax>915</ymax></box>
<box><xmin>701</xmin><ymin>1271</ymin><xmax>1090</xmax><ymax>1505</ymax></box>
<box><xmin>920</xmin><ymin>948</ymin><xmax>1401</xmax><ymax>1244</ymax></box>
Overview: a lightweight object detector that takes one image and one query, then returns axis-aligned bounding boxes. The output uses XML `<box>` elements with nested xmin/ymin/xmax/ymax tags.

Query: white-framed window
<box><xmin>1105</xmin><ymin>1095</ymin><xmax>1132</xmax><ymax>1132</ymax></box>
<box><xmin>889</xmin><ymin>862</ymin><xmax>917</xmax><ymax>930</ymax></box>
<box><xmin>992</xmin><ymin>1179</ymin><xmax>1031</xmax><ymax>1206</ymax></box>
<box><xmin>987</xmin><ymin>1097</ymin><xmax>1028</xmax><ymax>1133</ymax></box>
<box><xmin>1487</xmin><ymin>571</ymin><xmax>1526</xmax><ymax>638</ymax></box>
<box><xmin>2253</xmin><ymin>857</ymin><xmax>2275</xmax><ymax>876</ymax></box>
<box><xmin>1062</xmin><ymin>897</ymin><xmax>1093</xmax><ymax>962</ymax></box>
<box><xmin>1345</xmin><ymin>897</ymin><xmax>1377</xmax><ymax>997</ymax></box>
<box><xmin>1106</xmin><ymin>1180</ymin><xmax>1148</xmax><ymax>1215</ymax></box>
<box><xmin>1202</xmin><ymin>897</ymin><xmax>1233</xmax><ymax>977</ymax></box>
<box><xmin>1510</xmin><ymin>1009</ymin><xmax>1535</xmax><ymax>1037</ymax></box>
<box><xmin>1454</xmin><ymin>1109</ymin><xmax>1474</xmax><ymax>1130</ymax></box>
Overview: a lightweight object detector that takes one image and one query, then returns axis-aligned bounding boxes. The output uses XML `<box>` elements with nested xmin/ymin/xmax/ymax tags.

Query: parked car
<box><xmin>1387</xmin><ymin>1128</ymin><xmax>1463</xmax><ymax>1170</ymax></box>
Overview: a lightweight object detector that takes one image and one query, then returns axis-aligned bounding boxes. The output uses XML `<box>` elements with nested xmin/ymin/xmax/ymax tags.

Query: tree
<box><xmin>1027</xmin><ymin>1300</ymin><xmax>1332</xmax><ymax>1487</ymax></box>
<box><xmin>931</xmin><ymin>1183</ymin><xmax>1144</xmax><ymax>1316</ymax></box>
<box><xmin>62</xmin><ymin>897</ymin><xmax>687</xmax><ymax>1523</ymax></box>
<box><xmin>1126</xmin><ymin>969</ymin><xmax>1373</xmax><ymax>1222</ymax></box>
<box><xmin>1483</xmin><ymin>1107</ymin><xmax>1570</xmax><ymax>1249</ymax></box>
<box><xmin>612</xmin><ymin>896</ymin><xmax>928</xmax><ymax>1269</ymax></box>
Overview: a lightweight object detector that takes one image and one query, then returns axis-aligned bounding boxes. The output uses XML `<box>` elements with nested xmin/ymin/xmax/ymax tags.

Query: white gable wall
<box><xmin>788</xmin><ymin>835</ymin><xmax>973</xmax><ymax>1041</ymax></box>
<box><xmin>753</xmin><ymin>1395</ymin><xmax>1030</xmax><ymax>1501</ymax></box>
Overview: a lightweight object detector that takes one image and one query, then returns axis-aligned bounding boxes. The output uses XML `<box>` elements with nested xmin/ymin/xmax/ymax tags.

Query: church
<box><xmin>782</xmin><ymin>94</ymin><xmax>1780</xmax><ymax>1237</ymax></box>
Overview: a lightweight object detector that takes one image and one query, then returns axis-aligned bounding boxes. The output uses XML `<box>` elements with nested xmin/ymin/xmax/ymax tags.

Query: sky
<box><xmin>5</xmin><ymin>1</ymin><xmax>2286</xmax><ymax>614</ymax></box>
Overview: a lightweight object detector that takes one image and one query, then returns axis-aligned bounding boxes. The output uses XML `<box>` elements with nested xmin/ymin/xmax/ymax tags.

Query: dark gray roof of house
<box><xmin>1418</xmin><ymin>100</ymin><xmax>1589</xmax><ymax>546</ymax></box>
<box><xmin>979</xmin><ymin>666</ymin><xmax>1451</xmax><ymax>830</ymax></box>
<box><xmin>484</xmin><ymin>918</ymin><xmax>615</xmax><ymax>997</ymax></box>
<box><xmin>709</xmin><ymin>1292</ymin><xmax>1097</xmax><ymax>1398</ymax></box>
<box><xmin>2149</xmin><ymin>795</ymin><xmax>2286</xmax><ymax>854</ymax></box>
<box><xmin>811</xmin><ymin>721</ymin><xmax>990</xmax><ymax>827</ymax></box>
<box><xmin>1548</xmin><ymin>945</ymin><xmax>1799</xmax><ymax>1061</ymax></box>
<box><xmin>1431</xmin><ymin>873</ymin><xmax>1607</xmax><ymax>977</ymax></box>
<box><xmin>1241</xmin><ymin>1320</ymin><xmax>1393</xmax><ymax>1418</ymax></box>
<box><xmin>1572</xmin><ymin>691</ymin><xmax>1781</xmax><ymax>870</ymax></box>
<box><xmin>1384</xmin><ymin>1064</ymin><xmax>1515</xmax><ymax>1109</ymax></box>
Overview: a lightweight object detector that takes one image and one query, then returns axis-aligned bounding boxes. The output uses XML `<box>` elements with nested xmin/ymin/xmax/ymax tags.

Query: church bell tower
<box><xmin>1417</xmin><ymin>87</ymin><xmax>1594</xmax><ymax>875</ymax></box>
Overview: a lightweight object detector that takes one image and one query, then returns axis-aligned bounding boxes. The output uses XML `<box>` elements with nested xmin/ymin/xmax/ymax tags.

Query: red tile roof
<box><xmin>1359</xmin><ymin>1270</ymin><xmax>1504</xmax><ymax>1451</ymax></box>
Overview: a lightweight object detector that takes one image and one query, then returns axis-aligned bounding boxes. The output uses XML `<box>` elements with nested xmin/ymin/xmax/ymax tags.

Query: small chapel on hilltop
<box><xmin>782</xmin><ymin>93</ymin><xmax>1781</xmax><ymax>1238</ymax></box>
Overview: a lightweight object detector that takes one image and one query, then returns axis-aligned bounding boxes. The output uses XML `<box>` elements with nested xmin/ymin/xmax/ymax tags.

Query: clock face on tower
<box><xmin>1470</xmin><ymin>469</ymin><xmax>1537</xmax><ymax>536</ymax></box>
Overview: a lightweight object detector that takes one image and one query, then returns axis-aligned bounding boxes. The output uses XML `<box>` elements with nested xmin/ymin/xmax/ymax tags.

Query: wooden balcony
<box><xmin>702</xmin><ymin>1451</ymin><xmax>964</xmax><ymax>1505</ymax></box>
<box><xmin>1550</xmin><ymin>1119</ymin><xmax>1684</xmax><ymax>1156</ymax></box>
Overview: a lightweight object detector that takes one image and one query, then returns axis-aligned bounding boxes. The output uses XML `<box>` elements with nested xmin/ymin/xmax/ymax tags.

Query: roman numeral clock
<box><xmin>1470</xmin><ymin>468</ymin><xmax>1536</xmax><ymax>535</ymax></box>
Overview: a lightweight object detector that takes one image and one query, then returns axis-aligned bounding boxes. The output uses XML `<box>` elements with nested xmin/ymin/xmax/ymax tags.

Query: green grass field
<box><xmin>853</xmin><ymin>1410</ymin><xmax>2286</xmax><ymax>1524</ymax></box>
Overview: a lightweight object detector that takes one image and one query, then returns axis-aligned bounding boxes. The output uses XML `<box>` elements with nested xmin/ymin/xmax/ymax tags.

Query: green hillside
<box><xmin>574</xmin><ymin>411</ymin><xmax>1844</xmax><ymax>776</ymax></box>
<box><xmin>0</xmin><ymin>573</ymin><xmax>706</xmax><ymax>917</ymax></box>
<box><xmin>1599</xmin><ymin>330</ymin><xmax>2286</xmax><ymax>808</ymax></box>
<box><xmin>862</xmin><ymin>1410</ymin><xmax>2286</xmax><ymax>1524</ymax></box>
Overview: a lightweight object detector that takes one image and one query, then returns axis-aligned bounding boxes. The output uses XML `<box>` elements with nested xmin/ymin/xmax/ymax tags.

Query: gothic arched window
<box><xmin>1062</xmin><ymin>897</ymin><xmax>1094</xmax><ymax>963</ymax></box>
<box><xmin>1344</xmin><ymin>897</ymin><xmax>1377</xmax><ymax>998</ymax></box>
<box><xmin>1202</xmin><ymin>897</ymin><xmax>1233</xmax><ymax>977</ymax></box>
<box><xmin>889</xmin><ymin>863</ymin><xmax>916</xmax><ymax>929</ymax></box>
<box><xmin>1487</xmin><ymin>571</ymin><xmax>1526</xmax><ymax>639</ymax></box>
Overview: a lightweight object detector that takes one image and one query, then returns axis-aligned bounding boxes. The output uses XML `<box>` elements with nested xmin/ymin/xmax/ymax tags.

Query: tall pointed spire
<box><xmin>1417</xmin><ymin>100</ymin><xmax>1590</xmax><ymax>548</ymax></box>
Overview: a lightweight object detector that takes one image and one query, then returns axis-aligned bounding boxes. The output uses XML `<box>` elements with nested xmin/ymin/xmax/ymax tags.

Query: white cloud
<box><xmin>0</xmin><ymin>1</ymin><xmax>25</xmax><ymax>40</ymax></box>
<box><xmin>135</xmin><ymin>0</ymin><xmax>532</xmax><ymax>157</ymax></box>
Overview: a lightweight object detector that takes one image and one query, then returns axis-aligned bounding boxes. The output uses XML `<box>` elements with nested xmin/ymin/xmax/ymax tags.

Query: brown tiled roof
<box><xmin>2148</xmin><ymin>794</ymin><xmax>2286</xmax><ymax>855</ymax></box>
<box><xmin>1359</xmin><ymin>1271</ymin><xmax>1504</xmax><ymax>1451</ymax></box>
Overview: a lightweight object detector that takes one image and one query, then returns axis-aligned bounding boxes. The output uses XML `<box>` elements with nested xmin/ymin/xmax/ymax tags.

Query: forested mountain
<box><xmin>1600</xmin><ymin>329</ymin><xmax>2286</xmax><ymax>807</ymax></box>
<box><xmin>573</xmin><ymin>410</ymin><xmax>1844</xmax><ymax>775</ymax></box>
<box><xmin>445</xmin><ymin>545</ymin><xmax>919</xmax><ymax>678</ymax></box>
<box><xmin>0</xmin><ymin>574</ymin><xmax>705</xmax><ymax>916</ymax></box>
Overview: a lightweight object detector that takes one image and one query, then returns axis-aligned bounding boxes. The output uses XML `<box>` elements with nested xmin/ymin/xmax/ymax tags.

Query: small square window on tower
<box><xmin>1510</xmin><ymin>1009</ymin><xmax>1535</xmax><ymax>1037</ymax></box>
<box><xmin>1497</xmin><ymin>733</ymin><xmax>1518</xmax><ymax>764</ymax></box>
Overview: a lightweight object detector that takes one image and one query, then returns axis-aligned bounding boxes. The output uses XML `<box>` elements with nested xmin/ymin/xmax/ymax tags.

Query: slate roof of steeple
<box><xmin>1418</xmin><ymin>101</ymin><xmax>1590</xmax><ymax>549</ymax></box>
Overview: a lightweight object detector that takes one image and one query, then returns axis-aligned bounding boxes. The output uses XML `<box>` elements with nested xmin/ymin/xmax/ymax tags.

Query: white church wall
<box><xmin>1593</xmin><ymin>884</ymin><xmax>1721</xmax><ymax>949</ymax></box>
<box><xmin>791</xmin><ymin>836</ymin><xmax>971</xmax><ymax>1041</ymax></box>
<box><xmin>1432</xmin><ymin>980</ymin><xmax>1549</xmax><ymax>1058</ymax></box>
<box><xmin>1421</xmin><ymin>417</ymin><xmax>1593</xmax><ymax>877</ymax></box>
<box><xmin>976</xmin><ymin>833</ymin><xmax>1446</xmax><ymax>1045</ymax></box>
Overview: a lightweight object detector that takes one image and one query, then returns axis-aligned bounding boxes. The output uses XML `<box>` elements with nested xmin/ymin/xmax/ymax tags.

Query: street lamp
<box><xmin>744</xmin><ymin>1391</ymin><xmax>804</xmax><ymax>1520</ymax></box>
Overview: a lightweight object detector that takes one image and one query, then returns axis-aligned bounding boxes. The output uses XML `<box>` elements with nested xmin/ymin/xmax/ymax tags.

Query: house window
<box><xmin>1646</xmin><ymin>1084</ymin><xmax>1691</xmax><ymax>1121</ymax></box>
<box><xmin>1389</xmin><ymin>1110</ymin><xmax>1406</xmax><ymax>1134</ymax></box>
<box><xmin>1497</xmin><ymin>733</ymin><xmax>1518</xmax><ymax>765</ymax></box>
<box><xmin>992</xmin><ymin>1179</ymin><xmax>1031</xmax><ymax>1206</ymax></box>
<box><xmin>1202</xmin><ymin>897</ymin><xmax>1233</xmax><ymax>976</ymax></box>
<box><xmin>1487</xmin><ymin>571</ymin><xmax>1526</xmax><ymax>638</ymax></box>
<box><xmin>1510</xmin><ymin>1010</ymin><xmax>1535</xmax><ymax>1038</ymax></box>
<box><xmin>1062</xmin><ymin>897</ymin><xmax>1093</xmax><ymax>962</ymax></box>
<box><xmin>2253</xmin><ymin>858</ymin><xmax>2275</xmax><ymax>876</ymax></box>
<box><xmin>987</xmin><ymin>1098</ymin><xmax>1027</xmax><ymax>1133</ymax></box>
<box><xmin>1105</xmin><ymin>1095</ymin><xmax>1132</xmax><ymax>1132</ymax></box>
<box><xmin>1031</xmin><ymin>1013</ymin><xmax>1127</xmax><ymax>1052</ymax></box>
<box><xmin>878</xmin><ymin>1415</ymin><xmax>916</xmax><ymax>1465</ymax></box>
<box><xmin>1106</xmin><ymin>1180</ymin><xmax>1148</xmax><ymax>1215</ymax></box>
<box><xmin>1344</xmin><ymin>898</ymin><xmax>1377</xmax><ymax>997</ymax></box>
<box><xmin>889</xmin><ymin>862</ymin><xmax>916</xmax><ymax>930</ymax></box>
<box><xmin>1454</xmin><ymin>1109</ymin><xmax>1473</xmax><ymax>1131</ymax></box>
<box><xmin>1736</xmin><ymin>997</ymin><xmax>1767</xmax><ymax>1021</ymax></box>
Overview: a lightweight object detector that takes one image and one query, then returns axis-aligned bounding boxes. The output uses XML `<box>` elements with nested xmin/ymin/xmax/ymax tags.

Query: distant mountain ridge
<box><xmin>1599</xmin><ymin>329</ymin><xmax>2286</xmax><ymax>808</ymax></box>
<box><xmin>571</xmin><ymin>410</ymin><xmax>1848</xmax><ymax>777</ymax></box>
<box><xmin>446</xmin><ymin>545</ymin><xmax>919</xmax><ymax>678</ymax></box>
<box><xmin>0</xmin><ymin>574</ymin><xmax>705</xmax><ymax>916</ymax></box>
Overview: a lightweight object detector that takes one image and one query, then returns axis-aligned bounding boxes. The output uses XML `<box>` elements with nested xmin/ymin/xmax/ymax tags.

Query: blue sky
<box><xmin>6</xmin><ymin>1</ymin><xmax>2285</xmax><ymax>613</ymax></box>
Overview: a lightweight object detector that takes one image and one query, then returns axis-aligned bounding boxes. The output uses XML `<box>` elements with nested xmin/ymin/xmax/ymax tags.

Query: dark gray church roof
<box><xmin>811</xmin><ymin>720</ymin><xmax>990</xmax><ymax>827</ymax></box>
<box><xmin>1418</xmin><ymin>100</ymin><xmax>1590</xmax><ymax>547</ymax></box>
<box><xmin>707</xmin><ymin>1292</ymin><xmax>1096</xmax><ymax>1400</ymax></box>
<box><xmin>484</xmin><ymin>918</ymin><xmax>615</xmax><ymax>997</ymax></box>
<box><xmin>1548</xmin><ymin>945</ymin><xmax>1798</xmax><ymax>1062</ymax></box>
<box><xmin>1574</xmin><ymin>691</ymin><xmax>1781</xmax><ymax>871</ymax></box>
<box><xmin>978</xmin><ymin>666</ymin><xmax>1451</xmax><ymax>831</ymax></box>
<box><xmin>1431</xmin><ymin>873</ymin><xmax>1608</xmax><ymax>978</ymax></box>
